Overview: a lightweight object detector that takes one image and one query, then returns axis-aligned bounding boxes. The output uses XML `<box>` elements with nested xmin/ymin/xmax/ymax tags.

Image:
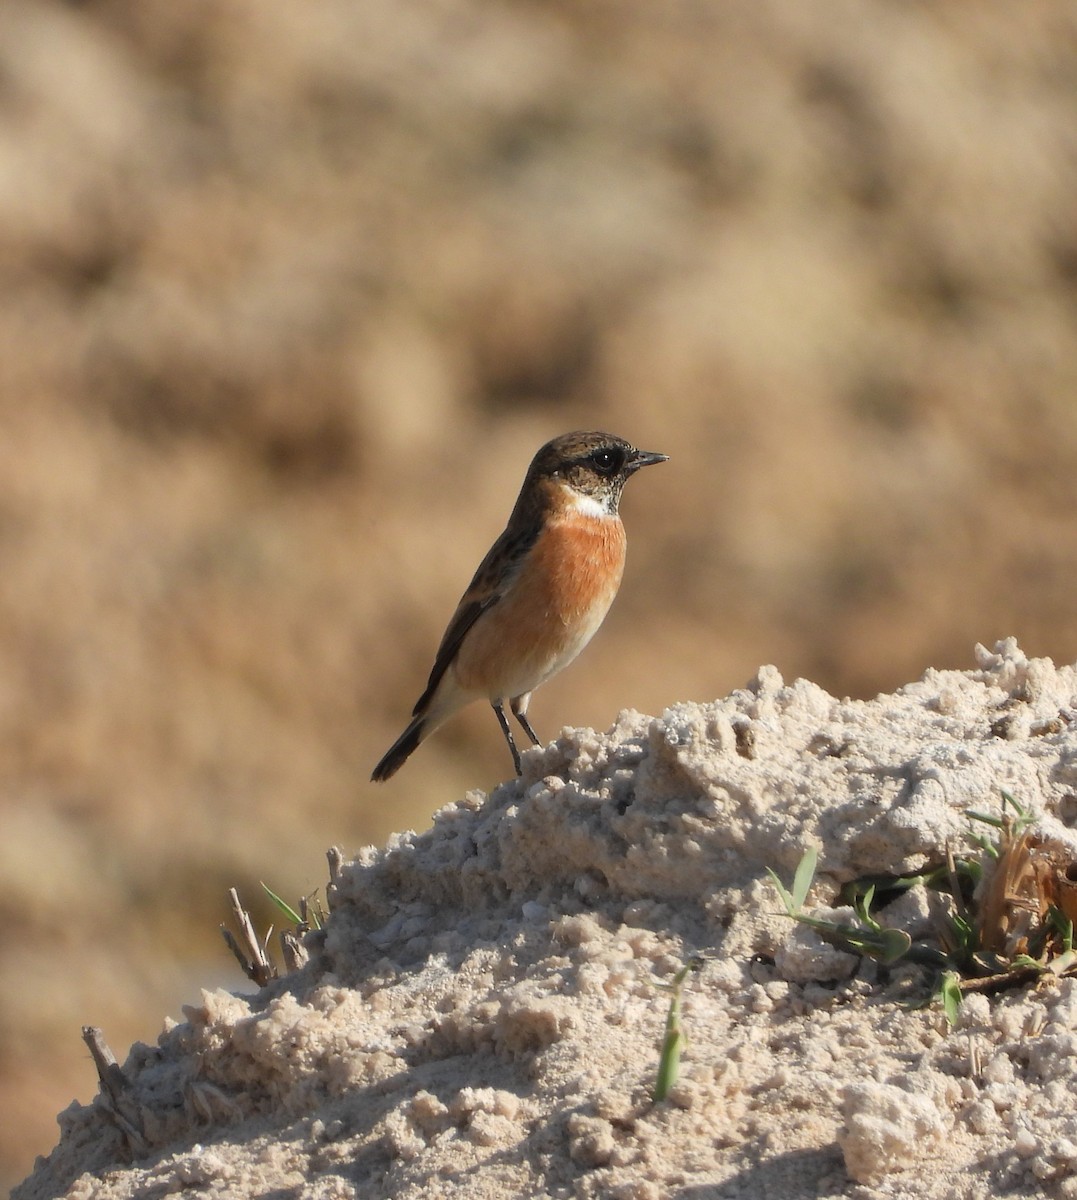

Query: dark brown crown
<box><xmin>521</xmin><ymin>431</ymin><xmax>667</xmax><ymax>515</ymax></box>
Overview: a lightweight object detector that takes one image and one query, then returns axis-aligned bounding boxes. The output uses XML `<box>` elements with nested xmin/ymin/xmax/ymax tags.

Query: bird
<box><xmin>371</xmin><ymin>430</ymin><xmax>668</xmax><ymax>781</ymax></box>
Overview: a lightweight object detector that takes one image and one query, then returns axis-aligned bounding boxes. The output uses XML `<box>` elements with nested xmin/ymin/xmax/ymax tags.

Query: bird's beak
<box><xmin>626</xmin><ymin>448</ymin><xmax>669</xmax><ymax>473</ymax></box>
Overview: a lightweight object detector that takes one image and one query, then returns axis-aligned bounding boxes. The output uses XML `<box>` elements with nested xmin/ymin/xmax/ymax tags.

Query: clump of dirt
<box><xmin>18</xmin><ymin>641</ymin><xmax>1077</xmax><ymax>1200</ymax></box>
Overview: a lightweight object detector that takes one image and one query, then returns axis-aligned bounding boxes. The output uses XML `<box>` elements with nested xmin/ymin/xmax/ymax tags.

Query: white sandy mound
<box><xmin>18</xmin><ymin>639</ymin><xmax>1077</xmax><ymax>1200</ymax></box>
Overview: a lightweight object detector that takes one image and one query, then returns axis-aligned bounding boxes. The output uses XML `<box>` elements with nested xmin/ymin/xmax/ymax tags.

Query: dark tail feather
<box><xmin>371</xmin><ymin>715</ymin><xmax>426</xmax><ymax>782</ymax></box>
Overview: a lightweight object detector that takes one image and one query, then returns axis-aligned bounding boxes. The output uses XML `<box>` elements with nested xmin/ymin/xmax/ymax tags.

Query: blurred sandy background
<box><xmin>4</xmin><ymin>0</ymin><xmax>1077</xmax><ymax>1189</ymax></box>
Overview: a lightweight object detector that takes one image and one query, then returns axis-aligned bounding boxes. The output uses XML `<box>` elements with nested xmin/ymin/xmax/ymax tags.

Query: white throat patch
<box><xmin>560</xmin><ymin>486</ymin><xmax>611</xmax><ymax>518</ymax></box>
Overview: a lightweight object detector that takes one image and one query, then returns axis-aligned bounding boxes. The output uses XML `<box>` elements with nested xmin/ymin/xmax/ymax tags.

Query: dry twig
<box><xmin>220</xmin><ymin>887</ymin><xmax>277</xmax><ymax>986</ymax></box>
<box><xmin>82</xmin><ymin>1026</ymin><xmax>149</xmax><ymax>1157</ymax></box>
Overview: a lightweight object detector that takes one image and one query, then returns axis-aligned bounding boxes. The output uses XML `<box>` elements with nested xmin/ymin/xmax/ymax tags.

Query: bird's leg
<box><xmin>492</xmin><ymin>700</ymin><xmax>523</xmax><ymax>775</ymax></box>
<box><xmin>510</xmin><ymin>694</ymin><xmax>541</xmax><ymax>747</ymax></box>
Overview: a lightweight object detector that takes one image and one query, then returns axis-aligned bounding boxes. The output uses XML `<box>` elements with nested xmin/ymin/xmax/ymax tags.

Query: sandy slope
<box><xmin>16</xmin><ymin>639</ymin><xmax>1077</xmax><ymax>1199</ymax></box>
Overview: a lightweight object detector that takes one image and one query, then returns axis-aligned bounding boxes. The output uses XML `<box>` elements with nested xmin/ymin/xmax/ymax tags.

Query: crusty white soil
<box><xmin>18</xmin><ymin>640</ymin><xmax>1077</xmax><ymax>1199</ymax></box>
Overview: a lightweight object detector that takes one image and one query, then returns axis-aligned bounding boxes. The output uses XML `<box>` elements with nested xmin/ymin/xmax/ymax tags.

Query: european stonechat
<box><xmin>371</xmin><ymin>430</ymin><xmax>667</xmax><ymax>781</ymax></box>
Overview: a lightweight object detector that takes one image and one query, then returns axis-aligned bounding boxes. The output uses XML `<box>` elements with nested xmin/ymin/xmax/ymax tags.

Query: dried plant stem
<box><xmin>220</xmin><ymin>887</ymin><xmax>277</xmax><ymax>986</ymax></box>
<box><xmin>82</xmin><ymin>1026</ymin><xmax>149</xmax><ymax>1157</ymax></box>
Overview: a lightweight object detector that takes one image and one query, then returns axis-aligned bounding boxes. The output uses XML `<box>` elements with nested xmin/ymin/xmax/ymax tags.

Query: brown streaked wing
<box><xmin>411</xmin><ymin>518</ymin><xmax>541</xmax><ymax>716</ymax></box>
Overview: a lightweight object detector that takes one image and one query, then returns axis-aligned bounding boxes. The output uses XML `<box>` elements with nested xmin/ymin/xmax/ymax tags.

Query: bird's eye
<box><xmin>589</xmin><ymin>447</ymin><xmax>623</xmax><ymax>476</ymax></box>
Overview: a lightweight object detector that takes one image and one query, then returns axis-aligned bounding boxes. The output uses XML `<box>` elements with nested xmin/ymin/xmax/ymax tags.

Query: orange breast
<box><xmin>452</xmin><ymin>512</ymin><xmax>627</xmax><ymax>699</ymax></box>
